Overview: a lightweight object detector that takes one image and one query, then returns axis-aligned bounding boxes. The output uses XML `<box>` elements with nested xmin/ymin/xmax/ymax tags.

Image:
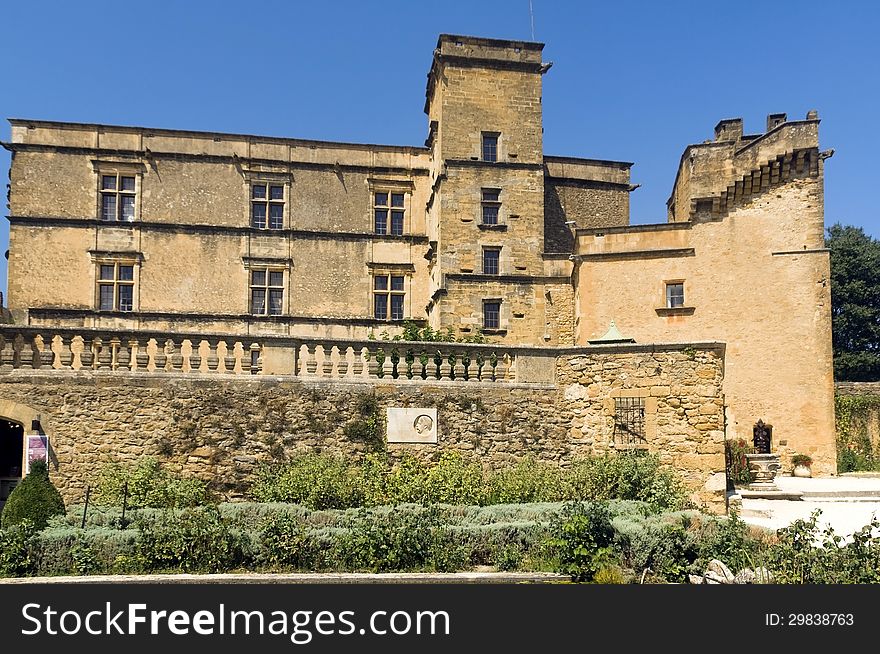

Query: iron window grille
<box><xmin>613</xmin><ymin>397</ymin><xmax>646</xmax><ymax>447</ymax></box>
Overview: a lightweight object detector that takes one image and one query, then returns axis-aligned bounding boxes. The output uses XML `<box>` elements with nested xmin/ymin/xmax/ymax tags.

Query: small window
<box><xmin>100</xmin><ymin>173</ymin><xmax>137</xmax><ymax>222</ymax></box>
<box><xmin>374</xmin><ymin>192</ymin><xmax>406</xmax><ymax>235</ymax></box>
<box><xmin>613</xmin><ymin>397</ymin><xmax>646</xmax><ymax>447</ymax></box>
<box><xmin>481</xmin><ymin>188</ymin><xmax>501</xmax><ymax>225</ymax></box>
<box><xmin>483</xmin><ymin>248</ymin><xmax>500</xmax><ymax>275</ymax></box>
<box><xmin>96</xmin><ymin>262</ymin><xmax>136</xmax><ymax>311</ymax></box>
<box><xmin>250</xmin><ymin>268</ymin><xmax>284</xmax><ymax>315</ymax></box>
<box><xmin>483</xmin><ymin>300</ymin><xmax>501</xmax><ymax>329</ymax></box>
<box><xmin>482</xmin><ymin>133</ymin><xmax>499</xmax><ymax>162</ymax></box>
<box><xmin>373</xmin><ymin>274</ymin><xmax>405</xmax><ymax>321</ymax></box>
<box><xmin>666</xmin><ymin>282</ymin><xmax>685</xmax><ymax>308</ymax></box>
<box><xmin>252</xmin><ymin>184</ymin><xmax>284</xmax><ymax>230</ymax></box>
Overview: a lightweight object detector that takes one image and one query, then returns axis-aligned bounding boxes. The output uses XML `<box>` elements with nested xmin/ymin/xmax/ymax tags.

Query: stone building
<box><xmin>0</xmin><ymin>34</ymin><xmax>835</xmax><ymax>512</ymax></box>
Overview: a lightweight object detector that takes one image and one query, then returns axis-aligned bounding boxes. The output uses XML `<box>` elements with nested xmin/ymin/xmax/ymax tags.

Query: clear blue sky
<box><xmin>1</xmin><ymin>0</ymin><xmax>878</xmax><ymax>299</ymax></box>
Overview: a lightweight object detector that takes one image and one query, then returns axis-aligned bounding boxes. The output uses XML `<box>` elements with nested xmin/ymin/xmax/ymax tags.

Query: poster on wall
<box><xmin>26</xmin><ymin>435</ymin><xmax>49</xmax><ymax>474</ymax></box>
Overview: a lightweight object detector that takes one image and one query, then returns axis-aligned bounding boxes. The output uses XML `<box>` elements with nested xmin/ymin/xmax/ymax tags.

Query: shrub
<box><xmin>423</xmin><ymin>452</ymin><xmax>486</xmax><ymax>505</ymax></box>
<box><xmin>790</xmin><ymin>454</ymin><xmax>812</xmax><ymax>467</ymax></box>
<box><xmin>93</xmin><ymin>457</ymin><xmax>209</xmax><ymax>509</ymax></box>
<box><xmin>0</xmin><ymin>520</ymin><xmax>37</xmax><ymax>577</ymax></box>
<box><xmin>135</xmin><ymin>506</ymin><xmax>247</xmax><ymax>573</ymax></box>
<box><xmin>250</xmin><ymin>454</ymin><xmax>364</xmax><ymax>509</ymax></box>
<box><xmin>724</xmin><ymin>438</ymin><xmax>753</xmax><ymax>486</ymax></box>
<box><xmin>548</xmin><ymin>501</ymin><xmax>617</xmax><ymax>582</ymax></box>
<box><xmin>257</xmin><ymin>513</ymin><xmax>313</xmax><ymax>569</ymax></box>
<box><xmin>1</xmin><ymin>461</ymin><xmax>65</xmax><ymax>530</ymax></box>
<box><xmin>486</xmin><ymin>457</ymin><xmax>565</xmax><ymax>504</ymax></box>
<box><xmin>692</xmin><ymin>510</ymin><xmax>767</xmax><ymax>575</ymax></box>
<box><xmin>335</xmin><ymin>505</ymin><xmax>458</xmax><ymax>572</ymax></box>
<box><xmin>566</xmin><ymin>454</ymin><xmax>687</xmax><ymax>510</ymax></box>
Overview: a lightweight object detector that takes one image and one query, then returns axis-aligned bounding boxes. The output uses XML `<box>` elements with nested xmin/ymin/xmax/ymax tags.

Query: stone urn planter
<box><xmin>745</xmin><ymin>453</ymin><xmax>781</xmax><ymax>490</ymax></box>
<box><xmin>791</xmin><ymin>455</ymin><xmax>813</xmax><ymax>478</ymax></box>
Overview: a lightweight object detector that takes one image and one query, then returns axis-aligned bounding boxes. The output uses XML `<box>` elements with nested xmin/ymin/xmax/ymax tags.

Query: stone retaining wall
<box><xmin>0</xmin><ymin>346</ymin><xmax>726</xmax><ymax>511</ymax></box>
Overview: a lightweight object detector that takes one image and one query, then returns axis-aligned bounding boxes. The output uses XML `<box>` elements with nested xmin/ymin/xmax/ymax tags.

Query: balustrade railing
<box><xmin>0</xmin><ymin>327</ymin><xmax>262</xmax><ymax>375</ymax></box>
<box><xmin>0</xmin><ymin>327</ymin><xmax>530</xmax><ymax>383</ymax></box>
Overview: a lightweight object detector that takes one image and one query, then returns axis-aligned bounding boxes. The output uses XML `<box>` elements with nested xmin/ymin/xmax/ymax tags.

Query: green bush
<box><xmin>248</xmin><ymin>451</ymin><xmax>688</xmax><ymax>511</ymax></box>
<box><xmin>487</xmin><ymin>457</ymin><xmax>565</xmax><ymax>504</ymax></box>
<box><xmin>135</xmin><ymin>506</ymin><xmax>248</xmax><ymax>573</ymax></box>
<box><xmin>0</xmin><ymin>521</ymin><xmax>37</xmax><ymax>577</ymax></box>
<box><xmin>250</xmin><ymin>453</ymin><xmax>365</xmax><ymax>509</ymax></box>
<box><xmin>94</xmin><ymin>457</ymin><xmax>209</xmax><ymax>509</ymax></box>
<box><xmin>566</xmin><ymin>453</ymin><xmax>687</xmax><ymax>510</ymax></box>
<box><xmin>1</xmin><ymin>461</ymin><xmax>65</xmax><ymax>530</ymax></box>
<box><xmin>548</xmin><ymin>501</ymin><xmax>617</xmax><ymax>582</ymax></box>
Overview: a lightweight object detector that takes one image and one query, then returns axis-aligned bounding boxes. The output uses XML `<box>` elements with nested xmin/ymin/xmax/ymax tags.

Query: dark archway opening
<box><xmin>0</xmin><ymin>419</ymin><xmax>24</xmax><ymax>514</ymax></box>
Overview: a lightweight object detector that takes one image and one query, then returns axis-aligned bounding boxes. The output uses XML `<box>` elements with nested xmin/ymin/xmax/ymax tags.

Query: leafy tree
<box><xmin>826</xmin><ymin>224</ymin><xmax>880</xmax><ymax>380</ymax></box>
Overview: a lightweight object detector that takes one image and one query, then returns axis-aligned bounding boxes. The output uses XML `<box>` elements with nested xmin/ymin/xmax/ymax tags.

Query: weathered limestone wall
<box><xmin>0</xmin><ymin>345</ymin><xmax>725</xmax><ymax>511</ymax></box>
<box><xmin>576</xmin><ymin>177</ymin><xmax>835</xmax><ymax>473</ymax></box>
<box><xmin>835</xmin><ymin>382</ymin><xmax>880</xmax><ymax>453</ymax></box>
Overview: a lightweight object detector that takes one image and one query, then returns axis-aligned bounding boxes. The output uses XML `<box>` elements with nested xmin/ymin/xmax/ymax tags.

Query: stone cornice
<box><xmin>7</xmin><ymin>215</ymin><xmax>430</xmax><ymax>244</ymax></box>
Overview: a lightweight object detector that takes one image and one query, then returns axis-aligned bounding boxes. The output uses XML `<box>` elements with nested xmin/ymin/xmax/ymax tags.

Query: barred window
<box><xmin>252</xmin><ymin>184</ymin><xmax>284</xmax><ymax>230</ymax></box>
<box><xmin>97</xmin><ymin>262</ymin><xmax>135</xmax><ymax>311</ymax></box>
<box><xmin>374</xmin><ymin>192</ymin><xmax>405</xmax><ymax>235</ymax></box>
<box><xmin>250</xmin><ymin>269</ymin><xmax>284</xmax><ymax>315</ymax></box>
<box><xmin>373</xmin><ymin>274</ymin><xmax>405</xmax><ymax>320</ymax></box>
<box><xmin>100</xmin><ymin>174</ymin><xmax>136</xmax><ymax>221</ymax></box>
<box><xmin>613</xmin><ymin>397</ymin><xmax>646</xmax><ymax>447</ymax></box>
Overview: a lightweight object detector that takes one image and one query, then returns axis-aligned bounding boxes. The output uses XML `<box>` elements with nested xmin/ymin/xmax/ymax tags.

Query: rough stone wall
<box><xmin>0</xmin><ymin>345</ymin><xmax>726</xmax><ymax>512</ymax></box>
<box><xmin>544</xmin><ymin>181</ymin><xmax>629</xmax><ymax>251</ymax></box>
<box><xmin>576</xmin><ymin>177</ymin><xmax>836</xmax><ymax>473</ymax></box>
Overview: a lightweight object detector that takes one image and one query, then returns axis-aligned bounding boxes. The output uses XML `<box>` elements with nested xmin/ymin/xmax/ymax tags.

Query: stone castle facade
<box><xmin>0</xmin><ymin>35</ymin><xmax>836</xmax><ymax>511</ymax></box>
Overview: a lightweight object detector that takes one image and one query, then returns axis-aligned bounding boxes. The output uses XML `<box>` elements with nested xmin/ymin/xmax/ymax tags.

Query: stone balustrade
<box><xmin>0</xmin><ymin>327</ymin><xmax>262</xmax><ymax>375</ymax></box>
<box><xmin>0</xmin><ymin>327</ymin><xmax>543</xmax><ymax>383</ymax></box>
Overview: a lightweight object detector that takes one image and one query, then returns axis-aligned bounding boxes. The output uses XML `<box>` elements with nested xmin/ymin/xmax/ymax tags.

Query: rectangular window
<box><xmin>482</xmin><ymin>133</ymin><xmax>498</xmax><ymax>162</ymax></box>
<box><xmin>373</xmin><ymin>274</ymin><xmax>405</xmax><ymax>321</ymax></box>
<box><xmin>100</xmin><ymin>173</ymin><xmax>137</xmax><ymax>221</ymax></box>
<box><xmin>483</xmin><ymin>300</ymin><xmax>500</xmax><ymax>329</ymax></box>
<box><xmin>666</xmin><ymin>282</ymin><xmax>685</xmax><ymax>308</ymax></box>
<box><xmin>250</xmin><ymin>268</ymin><xmax>284</xmax><ymax>315</ymax></box>
<box><xmin>96</xmin><ymin>262</ymin><xmax>136</xmax><ymax>311</ymax></box>
<box><xmin>374</xmin><ymin>192</ymin><xmax>406</xmax><ymax>235</ymax></box>
<box><xmin>252</xmin><ymin>184</ymin><xmax>284</xmax><ymax>230</ymax></box>
<box><xmin>613</xmin><ymin>397</ymin><xmax>646</xmax><ymax>447</ymax></box>
<box><xmin>481</xmin><ymin>188</ymin><xmax>501</xmax><ymax>225</ymax></box>
<box><xmin>483</xmin><ymin>248</ymin><xmax>500</xmax><ymax>275</ymax></box>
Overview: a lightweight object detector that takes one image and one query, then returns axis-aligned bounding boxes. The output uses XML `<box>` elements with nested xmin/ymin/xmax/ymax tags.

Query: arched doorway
<box><xmin>0</xmin><ymin>419</ymin><xmax>24</xmax><ymax>514</ymax></box>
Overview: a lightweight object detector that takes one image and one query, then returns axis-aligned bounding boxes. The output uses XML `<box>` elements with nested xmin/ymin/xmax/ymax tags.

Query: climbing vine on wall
<box><xmin>835</xmin><ymin>394</ymin><xmax>880</xmax><ymax>472</ymax></box>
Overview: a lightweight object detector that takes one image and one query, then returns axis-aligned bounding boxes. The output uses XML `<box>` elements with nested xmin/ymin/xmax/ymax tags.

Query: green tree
<box><xmin>827</xmin><ymin>224</ymin><xmax>880</xmax><ymax>380</ymax></box>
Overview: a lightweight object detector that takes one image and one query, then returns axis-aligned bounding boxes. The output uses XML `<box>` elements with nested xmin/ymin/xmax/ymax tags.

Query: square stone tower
<box><xmin>424</xmin><ymin>35</ymin><xmax>556</xmax><ymax>343</ymax></box>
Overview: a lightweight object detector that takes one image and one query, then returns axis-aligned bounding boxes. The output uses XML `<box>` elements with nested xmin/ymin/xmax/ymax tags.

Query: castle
<box><xmin>0</xmin><ymin>35</ymin><xmax>835</xmax><ymax>512</ymax></box>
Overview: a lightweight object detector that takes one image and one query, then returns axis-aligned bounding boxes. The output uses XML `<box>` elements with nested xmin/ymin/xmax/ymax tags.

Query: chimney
<box><xmin>714</xmin><ymin>118</ymin><xmax>743</xmax><ymax>142</ymax></box>
<box><xmin>766</xmin><ymin>113</ymin><xmax>787</xmax><ymax>131</ymax></box>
